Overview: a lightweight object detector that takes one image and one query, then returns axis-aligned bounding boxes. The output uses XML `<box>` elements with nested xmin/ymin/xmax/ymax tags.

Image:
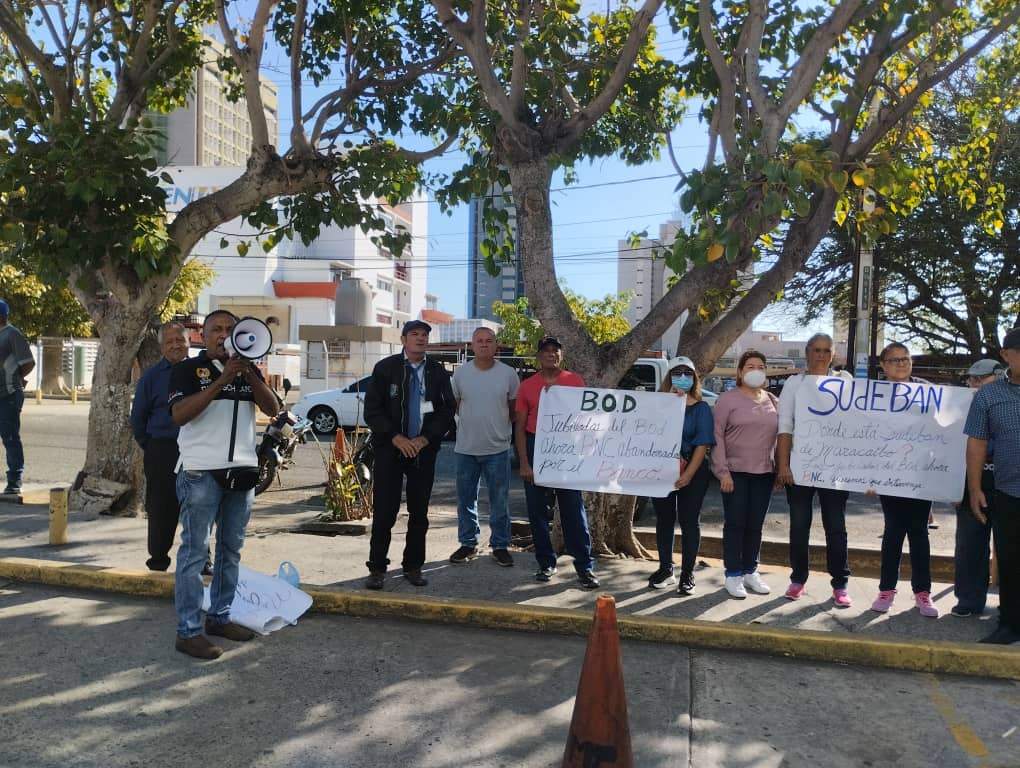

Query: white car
<box><xmin>293</xmin><ymin>376</ymin><xmax>373</xmax><ymax>435</ymax></box>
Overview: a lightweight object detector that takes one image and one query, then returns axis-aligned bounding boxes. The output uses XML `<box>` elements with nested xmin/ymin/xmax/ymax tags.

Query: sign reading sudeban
<box><xmin>534</xmin><ymin>386</ymin><xmax>686</xmax><ymax>497</ymax></box>
<box><xmin>791</xmin><ymin>376</ymin><xmax>974</xmax><ymax>502</ymax></box>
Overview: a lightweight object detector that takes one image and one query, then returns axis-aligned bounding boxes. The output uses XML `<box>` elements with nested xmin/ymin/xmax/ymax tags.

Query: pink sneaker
<box><xmin>832</xmin><ymin>588</ymin><xmax>852</xmax><ymax>607</ymax></box>
<box><xmin>915</xmin><ymin>591</ymin><xmax>939</xmax><ymax>618</ymax></box>
<box><xmin>871</xmin><ymin>589</ymin><xmax>896</xmax><ymax>613</ymax></box>
<box><xmin>784</xmin><ymin>582</ymin><xmax>805</xmax><ymax>600</ymax></box>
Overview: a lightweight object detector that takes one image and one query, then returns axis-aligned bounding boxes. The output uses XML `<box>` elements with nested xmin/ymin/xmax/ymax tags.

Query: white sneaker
<box><xmin>743</xmin><ymin>571</ymin><xmax>771</xmax><ymax>594</ymax></box>
<box><xmin>725</xmin><ymin>575</ymin><xmax>747</xmax><ymax>599</ymax></box>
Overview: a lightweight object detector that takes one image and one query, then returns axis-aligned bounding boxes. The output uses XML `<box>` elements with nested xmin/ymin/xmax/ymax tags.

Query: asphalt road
<box><xmin>1</xmin><ymin>580</ymin><xmax>1017</xmax><ymax>768</ymax></box>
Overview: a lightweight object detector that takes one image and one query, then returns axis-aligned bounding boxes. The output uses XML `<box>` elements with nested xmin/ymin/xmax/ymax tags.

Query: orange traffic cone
<box><xmin>332</xmin><ymin>428</ymin><xmax>347</xmax><ymax>463</ymax></box>
<box><xmin>562</xmin><ymin>595</ymin><xmax>633</xmax><ymax>767</ymax></box>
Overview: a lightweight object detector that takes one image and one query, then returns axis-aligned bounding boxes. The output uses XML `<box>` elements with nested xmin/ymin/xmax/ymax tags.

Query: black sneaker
<box><xmin>950</xmin><ymin>604</ymin><xmax>977</xmax><ymax>617</ymax></box>
<box><xmin>365</xmin><ymin>572</ymin><xmax>385</xmax><ymax>590</ymax></box>
<box><xmin>535</xmin><ymin>566</ymin><xmax>557</xmax><ymax>582</ymax></box>
<box><xmin>648</xmin><ymin>568</ymin><xmax>676</xmax><ymax>589</ymax></box>
<box><xmin>449</xmin><ymin>545</ymin><xmax>478</xmax><ymax>564</ymax></box>
<box><xmin>678</xmin><ymin>572</ymin><xmax>696</xmax><ymax>595</ymax></box>
<box><xmin>403</xmin><ymin>569</ymin><xmax>428</xmax><ymax>587</ymax></box>
<box><xmin>979</xmin><ymin>625</ymin><xmax>1020</xmax><ymax>645</ymax></box>
<box><xmin>578</xmin><ymin>571</ymin><xmax>600</xmax><ymax>590</ymax></box>
<box><xmin>2</xmin><ymin>485</ymin><xmax>20</xmax><ymax>495</ymax></box>
<box><xmin>492</xmin><ymin>549</ymin><xmax>514</xmax><ymax>567</ymax></box>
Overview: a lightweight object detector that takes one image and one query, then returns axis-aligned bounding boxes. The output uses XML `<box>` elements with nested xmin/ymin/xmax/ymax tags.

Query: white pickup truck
<box><xmin>618</xmin><ymin>357</ymin><xmax>718</xmax><ymax>408</ymax></box>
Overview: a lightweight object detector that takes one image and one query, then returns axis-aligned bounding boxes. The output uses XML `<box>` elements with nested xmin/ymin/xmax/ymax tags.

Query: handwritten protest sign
<box><xmin>203</xmin><ymin>564</ymin><xmax>312</xmax><ymax>635</ymax></box>
<box><xmin>791</xmin><ymin>376</ymin><xmax>973</xmax><ymax>502</ymax></box>
<box><xmin>534</xmin><ymin>386</ymin><xmax>686</xmax><ymax>497</ymax></box>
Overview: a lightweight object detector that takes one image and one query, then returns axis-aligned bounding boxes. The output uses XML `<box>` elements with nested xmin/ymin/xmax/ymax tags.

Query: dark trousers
<box><xmin>786</xmin><ymin>484</ymin><xmax>851</xmax><ymax>588</ymax></box>
<box><xmin>652</xmin><ymin>462</ymin><xmax>711</xmax><ymax>575</ymax></box>
<box><xmin>0</xmin><ymin>389</ymin><xmax>25</xmax><ymax>488</ymax></box>
<box><xmin>721</xmin><ymin>472</ymin><xmax>775</xmax><ymax>576</ymax></box>
<box><xmin>878</xmin><ymin>495</ymin><xmax>932</xmax><ymax>593</ymax></box>
<box><xmin>367</xmin><ymin>444</ymin><xmax>438</xmax><ymax>573</ymax></box>
<box><xmin>143</xmin><ymin>438</ymin><xmax>181</xmax><ymax>571</ymax></box>
<box><xmin>954</xmin><ymin>479</ymin><xmax>994</xmax><ymax>612</ymax></box>
<box><xmin>991</xmin><ymin>491</ymin><xmax>1020</xmax><ymax>632</ymax></box>
<box><xmin>523</xmin><ymin>434</ymin><xmax>594</xmax><ymax>574</ymax></box>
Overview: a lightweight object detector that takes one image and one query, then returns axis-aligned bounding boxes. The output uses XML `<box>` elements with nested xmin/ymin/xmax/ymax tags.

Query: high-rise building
<box><xmin>468</xmin><ymin>182</ymin><xmax>523</xmax><ymax>321</ymax></box>
<box><xmin>618</xmin><ymin>220</ymin><xmax>685</xmax><ymax>355</ymax></box>
<box><xmin>151</xmin><ymin>39</ymin><xmax>279</xmax><ymax>166</ymax></box>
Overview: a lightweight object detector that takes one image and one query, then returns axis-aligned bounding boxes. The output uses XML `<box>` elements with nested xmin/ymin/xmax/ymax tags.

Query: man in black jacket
<box><xmin>363</xmin><ymin>320</ymin><xmax>456</xmax><ymax>590</ymax></box>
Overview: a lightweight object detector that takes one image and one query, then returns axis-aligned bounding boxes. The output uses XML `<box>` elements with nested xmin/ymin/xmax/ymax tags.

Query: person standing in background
<box><xmin>131</xmin><ymin>322</ymin><xmax>192</xmax><ymax>572</ymax></box>
<box><xmin>363</xmin><ymin>320</ymin><xmax>456</xmax><ymax>591</ymax></box>
<box><xmin>964</xmin><ymin>329</ymin><xmax>1020</xmax><ymax>644</ymax></box>
<box><xmin>712</xmin><ymin>350</ymin><xmax>779</xmax><ymax>600</ymax></box>
<box><xmin>449</xmin><ymin>327</ymin><xmax>520</xmax><ymax>567</ymax></box>
<box><xmin>951</xmin><ymin>358</ymin><xmax>1005</xmax><ymax>618</ymax></box>
<box><xmin>647</xmin><ymin>356</ymin><xmax>714</xmax><ymax>596</ymax></box>
<box><xmin>775</xmin><ymin>333</ymin><xmax>854</xmax><ymax>607</ymax></box>
<box><xmin>515</xmin><ymin>336</ymin><xmax>599</xmax><ymax>590</ymax></box>
<box><xmin>870</xmin><ymin>342</ymin><xmax>938</xmax><ymax>618</ymax></box>
<box><xmin>0</xmin><ymin>299</ymin><xmax>35</xmax><ymax>495</ymax></box>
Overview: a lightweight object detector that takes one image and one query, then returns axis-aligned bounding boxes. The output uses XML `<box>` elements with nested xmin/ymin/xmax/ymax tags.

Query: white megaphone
<box><xmin>224</xmin><ymin>316</ymin><xmax>273</xmax><ymax>360</ymax></box>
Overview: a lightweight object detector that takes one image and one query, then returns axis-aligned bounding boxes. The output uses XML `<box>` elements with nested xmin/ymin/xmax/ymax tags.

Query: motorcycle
<box><xmin>255</xmin><ymin>410</ymin><xmax>314</xmax><ymax>495</ymax></box>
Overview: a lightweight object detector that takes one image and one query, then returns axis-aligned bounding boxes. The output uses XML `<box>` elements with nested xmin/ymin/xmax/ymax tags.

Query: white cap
<box><xmin>667</xmin><ymin>356</ymin><xmax>696</xmax><ymax>373</ymax></box>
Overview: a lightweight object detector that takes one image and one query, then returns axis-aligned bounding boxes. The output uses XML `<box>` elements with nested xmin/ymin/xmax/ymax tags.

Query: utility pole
<box><xmin>846</xmin><ymin>191</ymin><xmax>876</xmax><ymax>378</ymax></box>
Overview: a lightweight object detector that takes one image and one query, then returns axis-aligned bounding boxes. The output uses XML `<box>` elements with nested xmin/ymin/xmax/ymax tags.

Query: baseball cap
<box><xmin>0</xmin><ymin>300</ymin><xmax>8</xmax><ymax>317</ymax></box>
<box><xmin>401</xmin><ymin>319</ymin><xmax>432</xmax><ymax>336</ymax></box>
<box><xmin>1003</xmin><ymin>327</ymin><xmax>1020</xmax><ymax>350</ymax></box>
<box><xmin>667</xmin><ymin>356</ymin><xmax>696</xmax><ymax>373</ymax></box>
<box><xmin>536</xmin><ymin>335</ymin><xmax>561</xmax><ymax>352</ymax></box>
<box><xmin>966</xmin><ymin>359</ymin><xmax>1005</xmax><ymax>377</ymax></box>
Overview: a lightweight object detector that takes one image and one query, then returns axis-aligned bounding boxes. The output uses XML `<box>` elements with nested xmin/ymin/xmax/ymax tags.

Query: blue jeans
<box><xmin>878</xmin><ymin>495</ymin><xmax>931</xmax><ymax>593</ymax></box>
<box><xmin>721</xmin><ymin>472</ymin><xmax>775</xmax><ymax>577</ymax></box>
<box><xmin>456</xmin><ymin>450</ymin><xmax>511</xmax><ymax>549</ymax></box>
<box><xmin>0</xmin><ymin>389</ymin><xmax>25</xmax><ymax>489</ymax></box>
<box><xmin>524</xmin><ymin>434</ymin><xmax>594</xmax><ymax>574</ymax></box>
<box><xmin>786</xmin><ymin>484</ymin><xmax>851</xmax><ymax>588</ymax></box>
<box><xmin>175</xmin><ymin>470</ymin><xmax>253</xmax><ymax>638</ymax></box>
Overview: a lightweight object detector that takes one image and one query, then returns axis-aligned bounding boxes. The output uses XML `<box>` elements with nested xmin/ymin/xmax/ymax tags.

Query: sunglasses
<box><xmin>671</xmin><ymin>368</ymin><xmax>695</xmax><ymax>375</ymax></box>
<box><xmin>882</xmin><ymin>356</ymin><xmax>911</xmax><ymax>364</ymax></box>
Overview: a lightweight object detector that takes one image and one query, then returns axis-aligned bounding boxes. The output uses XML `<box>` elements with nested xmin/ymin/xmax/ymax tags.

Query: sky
<box><xmin>246</xmin><ymin>4</ymin><xmax>832</xmax><ymax>341</ymax></box>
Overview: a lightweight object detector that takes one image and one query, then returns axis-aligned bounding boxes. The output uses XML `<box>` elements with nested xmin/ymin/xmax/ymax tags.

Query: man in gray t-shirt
<box><xmin>0</xmin><ymin>300</ymin><xmax>35</xmax><ymax>494</ymax></box>
<box><xmin>449</xmin><ymin>327</ymin><xmax>520</xmax><ymax>567</ymax></box>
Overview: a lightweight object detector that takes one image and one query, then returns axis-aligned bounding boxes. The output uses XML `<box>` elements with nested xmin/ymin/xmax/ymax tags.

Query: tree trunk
<box><xmin>75</xmin><ymin>304</ymin><xmax>151</xmax><ymax>515</ymax></box>
<box><xmin>584</xmin><ymin>491</ymin><xmax>653</xmax><ymax>560</ymax></box>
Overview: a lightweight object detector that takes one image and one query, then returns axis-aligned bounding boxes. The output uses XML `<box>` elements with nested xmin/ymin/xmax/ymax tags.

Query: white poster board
<box><xmin>534</xmin><ymin>386</ymin><xmax>686</xmax><ymax>497</ymax></box>
<box><xmin>790</xmin><ymin>376</ymin><xmax>973</xmax><ymax>502</ymax></box>
<box><xmin>203</xmin><ymin>564</ymin><xmax>313</xmax><ymax>635</ymax></box>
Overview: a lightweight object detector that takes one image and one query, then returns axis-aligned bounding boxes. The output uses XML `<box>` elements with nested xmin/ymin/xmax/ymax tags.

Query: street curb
<box><xmin>2</xmin><ymin>557</ymin><xmax>1016</xmax><ymax>681</ymax></box>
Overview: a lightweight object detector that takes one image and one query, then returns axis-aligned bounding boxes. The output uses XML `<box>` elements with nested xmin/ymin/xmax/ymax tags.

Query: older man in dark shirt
<box><xmin>131</xmin><ymin>323</ymin><xmax>193</xmax><ymax>571</ymax></box>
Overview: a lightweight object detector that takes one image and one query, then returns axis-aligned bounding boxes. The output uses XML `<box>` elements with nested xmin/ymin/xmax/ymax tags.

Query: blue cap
<box><xmin>0</xmin><ymin>300</ymin><xmax>9</xmax><ymax>317</ymax></box>
<box><xmin>401</xmin><ymin>320</ymin><xmax>432</xmax><ymax>336</ymax></box>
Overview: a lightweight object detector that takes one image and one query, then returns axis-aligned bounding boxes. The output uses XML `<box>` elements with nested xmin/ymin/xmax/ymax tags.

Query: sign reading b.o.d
<box><xmin>534</xmin><ymin>385</ymin><xmax>686</xmax><ymax>497</ymax></box>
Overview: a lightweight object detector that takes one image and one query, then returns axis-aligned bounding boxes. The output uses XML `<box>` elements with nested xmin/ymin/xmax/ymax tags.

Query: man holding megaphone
<box><xmin>168</xmin><ymin>310</ymin><xmax>280</xmax><ymax>660</ymax></box>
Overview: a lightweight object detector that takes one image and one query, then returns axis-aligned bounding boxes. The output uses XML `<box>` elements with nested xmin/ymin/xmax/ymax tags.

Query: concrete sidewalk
<box><xmin>1</xmin><ymin>486</ymin><xmax>1016</xmax><ymax>681</ymax></box>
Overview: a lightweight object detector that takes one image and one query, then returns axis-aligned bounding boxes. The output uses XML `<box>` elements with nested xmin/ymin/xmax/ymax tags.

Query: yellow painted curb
<box><xmin>2</xmin><ymin>557</ymin><xmax>1016</xmax><ymax>681</ymax></box>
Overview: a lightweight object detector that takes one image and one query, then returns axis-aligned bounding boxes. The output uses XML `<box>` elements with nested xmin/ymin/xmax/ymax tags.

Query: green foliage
<box><xmin>493</xmin><ymin>288</ymin><xmax>632</xmax><ymax>365</ymax></box>
<box><xmin>159</xmin><ymin>260</ymin><xmax>214</xmax><ymax>322</ymax></box>
<box><xmin>0</xmin><ymin>263</ymin><xmax>93</xmax><ymax>338</ymax></box>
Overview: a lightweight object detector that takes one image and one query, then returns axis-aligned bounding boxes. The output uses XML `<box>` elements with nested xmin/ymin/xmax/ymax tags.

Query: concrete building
<box><xmin>159</xmin><ymin>166</ymin><xmax>431</xmax><ymax>395</ymax></box>
<box><xmin>151</xmin><ymin>39</ymin><xmax>279</xmax><ymax>167</ymax></box>
<box><xmin>617</xmin><ymin>221</ymin><xmax>685</xmax><ymax>355</ymax></box>
<box><xmin>468</xmin><ymin>182</ymin><xmax>523</xmax><ymax>321</ymax></box>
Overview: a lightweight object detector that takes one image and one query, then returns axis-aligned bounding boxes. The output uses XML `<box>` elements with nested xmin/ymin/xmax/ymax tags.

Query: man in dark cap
<box><xmin>964</xmin><ymin>328</ymin><xmax>1020</xmax><ymax>644</ymax></box>
<box><xmin>363</xmin><ymin>319</ymin><xmax>456</xmax><ymax>590</ymax></box>
<box><xmin>0</xmin><ymin>300</ymin><xmax>35</xmax><ymax>495</ymax></box>
<box><xmin>514</xmin><ymin>335</ymin><xmax>599</xmax><ymax>589</ymax></box>
<box><xmin>952</xmin><ymin>358</ymin><xmax>1007</xmax><ymax>618</ymax></box>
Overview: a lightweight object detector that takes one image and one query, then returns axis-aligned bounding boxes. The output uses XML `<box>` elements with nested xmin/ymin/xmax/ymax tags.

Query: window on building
<box><xmin>326</xmin><ymin>339</ymin><xmax>351</xmax><ymax>360</ymax></box>
<box><xmin>377</xmin><ymin>277</ymin><xmax>393</xmax><ymax>292</ymax></box>
<box><xmin>376</xmin><ymin>313</ymin><xmax>392</xmax><ymax>326</ymax></box>
<box><xmin>330</xmin><ymin>267</ymin><xmax>352</xmax><ymax>282</ymax></box>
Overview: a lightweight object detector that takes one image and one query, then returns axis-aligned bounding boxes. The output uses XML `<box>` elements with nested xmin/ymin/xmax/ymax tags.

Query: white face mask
<box><xmin>742</xmin><ymin>369</ymin><xmax>767</xmax><ymax>389</ymax></box>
